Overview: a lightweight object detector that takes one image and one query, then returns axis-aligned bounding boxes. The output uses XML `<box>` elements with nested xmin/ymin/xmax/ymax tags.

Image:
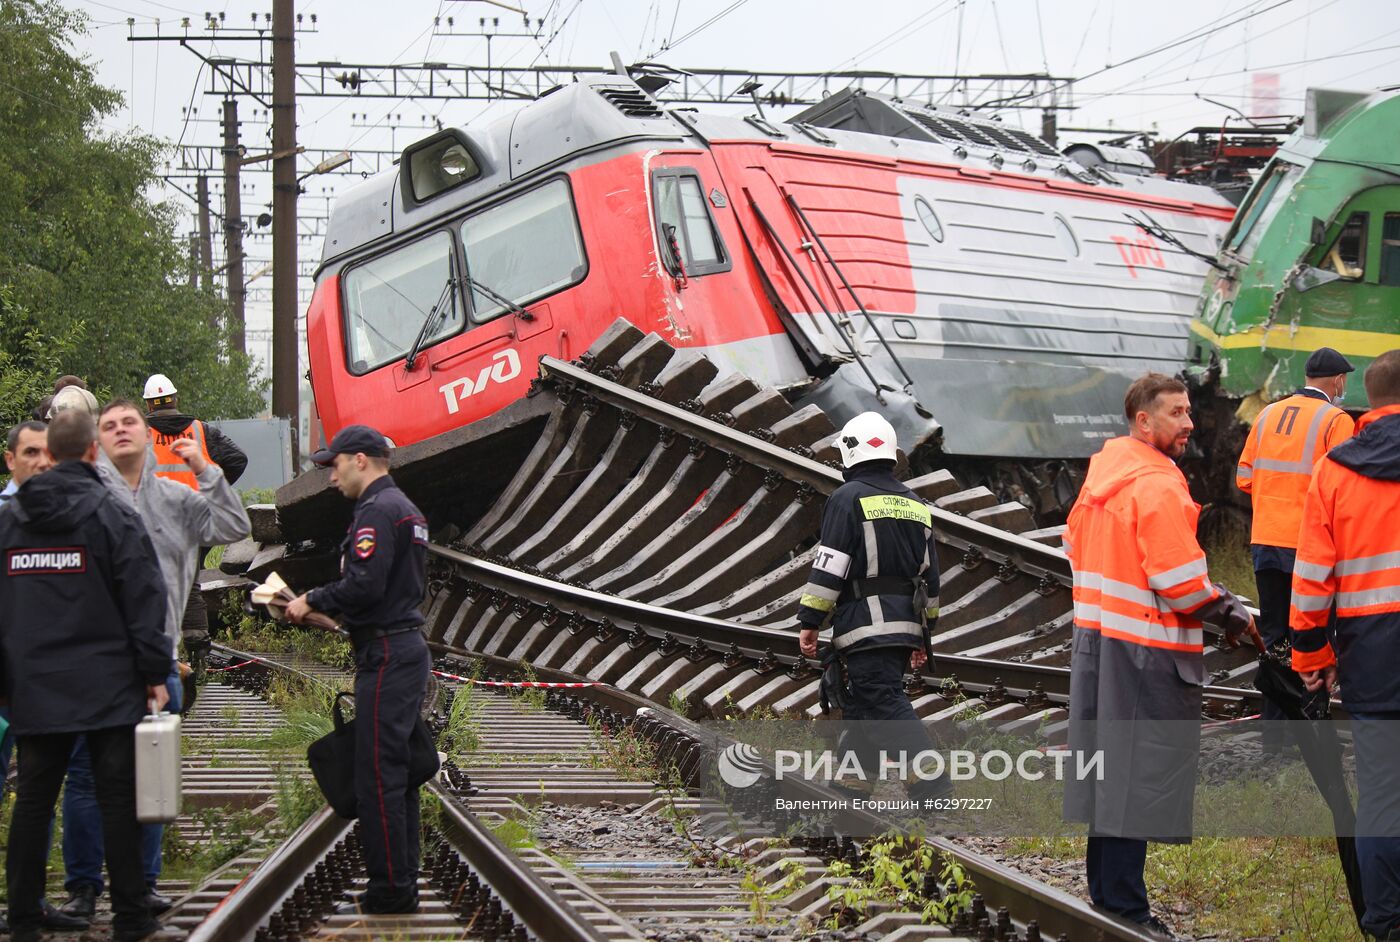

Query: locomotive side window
<box><xmin>460</xmin><ymin>178</ymin><xmax>587</xmax><ymax>321</ymax></box>
<box><xmin>342</xmin><ymin>231</ymin><xmax>460</xmax><ymax>375</ymax></box>
<box><xmin>1381</xmin><ymin>214</ymin><xmax>1400</xmax><ymax>286</ymax></box>
<box><xmin>1322</xmin><ymin>212</ymin><xmax>1368</xmax><ymax>280</ymax></box>
<box><xmin>652</xmin><ymin>170</ymin><xmax>731</xmax><ymax>276</ymax></box>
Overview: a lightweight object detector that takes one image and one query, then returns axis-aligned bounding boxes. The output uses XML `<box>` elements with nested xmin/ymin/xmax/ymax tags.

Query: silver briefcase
<box><xmin>134</xmin><ymin>711</ymin><xmax>182</xmax><ymax>823</ymax></box>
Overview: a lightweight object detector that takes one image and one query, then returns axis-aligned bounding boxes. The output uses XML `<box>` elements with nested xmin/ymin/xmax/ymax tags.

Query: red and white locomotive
<box><xmin>307</xmin><ymin>70</ymin><xmax>1233</xmax><ymax>500</ymax></box>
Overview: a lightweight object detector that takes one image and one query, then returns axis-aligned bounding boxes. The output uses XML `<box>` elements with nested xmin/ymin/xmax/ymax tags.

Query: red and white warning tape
<box><xmin>208</xmin><ymin>658</ymin><xmax>260</xmax><ymax>673</ymax></box>
<box><xmin>431</xmin><ymin>669</ymin><xmax>602</xmax><ymax>688</ymax></box>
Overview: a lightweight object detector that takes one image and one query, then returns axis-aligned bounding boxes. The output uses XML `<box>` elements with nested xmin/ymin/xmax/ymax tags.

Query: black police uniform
<box><xmin>0</xmin><ymin>461</ymin><xmax>170</xmax><ymax>941</ymax></box>
<box><xmin>796</xmin><ymin>461</ymin><xmax>946</xmax><ymax>797</ymax></box>
<box><xmin>306</xmin><ymin>474</ymin><xmax>430</xmax><ymax>912</ymax></box>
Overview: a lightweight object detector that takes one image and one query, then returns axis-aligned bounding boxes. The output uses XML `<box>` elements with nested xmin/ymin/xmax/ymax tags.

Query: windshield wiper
<box><xmin>465</xmin><ymin>274</ymin><xmax>534</xmax><ymax>321</ymax></box>
<box><xmin>1127</xmin><ymin>211</ymin><xmax>1230</xmax><ymax>273</ymax></box>
<box><xmin>404</xmin><ymin>276</ymin><xmax>457</xmax><ymax>372</ymax></box>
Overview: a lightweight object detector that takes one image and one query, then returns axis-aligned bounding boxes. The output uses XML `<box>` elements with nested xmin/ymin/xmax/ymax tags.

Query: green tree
<box><xmin>0</xmin><ymin>0</ymin><xmax>266</xmax><ymax>427</ymax></box>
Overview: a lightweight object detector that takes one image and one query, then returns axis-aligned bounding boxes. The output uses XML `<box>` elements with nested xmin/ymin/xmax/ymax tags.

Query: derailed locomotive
<box><xmin>307</xmin><ymin>67</ymin><xmax>1235</xmax><ymax>513</ymax></box>
<box><xmin>1184</xmin><ymin>86</ymin><xmax>1400</xmax><ymax>507</ymax></box>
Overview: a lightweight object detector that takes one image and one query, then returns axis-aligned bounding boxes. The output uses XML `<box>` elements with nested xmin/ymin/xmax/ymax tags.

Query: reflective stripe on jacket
<box><xmin>796</xmin><ymin>464</ymin><xmax>940</xmax><ymax>655</ymax></box>
<box><xmin>1236</xmin><ymin>389</ymin><xmax>1354</xmax><ymax>549</ymax></box>
<box><xmin>151</xmin><ymin>419</ymin><xmax>216</xmax><ymax>490</ymax></box>
<box><xmin>1290</xmin><ymin>404</ymin><xmax>1400</xmax><ymax>710</ymax></box>
<box><xmin>1066</xmin><ymin>437</ymin><xmax>1221</xmax><ymax>653</ymax></box>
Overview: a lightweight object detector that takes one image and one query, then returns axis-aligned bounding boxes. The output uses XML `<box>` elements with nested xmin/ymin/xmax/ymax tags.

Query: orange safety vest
<box><xmin>150</xmin><ymin>419</ymin><xmax>216</xmax><ymax>491</ymax></box>
<box><xmin>1291</xmin><ymin>403</ymin><xmax>1400</xmax><ymax>680</ymax></box>
<box><xmin>1065</xmin><ymin>437</ymin><xmax>1221</xmax><ymax>652</ymax></box>
<box><xmin>1236</xmin><ymin>391</ymin><xmax>1354</xmax><ymax>548</ymax></box>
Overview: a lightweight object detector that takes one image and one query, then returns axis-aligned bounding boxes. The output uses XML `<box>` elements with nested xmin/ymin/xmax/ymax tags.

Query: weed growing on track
<box><xmin>219</xmin><ymin>611</ymin><xmax>354</xmax><ymax>672</ymax></box>
<box><xmin>438</xmin><ymin>671</ymin><xmax>482</xmax><ymax>756</ymax></box>
<box><xmin>824</xmin><ymin>833</ymin><xmax>974</xmax><ymax>928</ymax></box>
<box><xmin>162</xmin><ymin>806</ymin><xmax>265</xmax><ymax>885</ymax></box>
<box><xmin>272</xmin><ymin>765</ymin><xmax>325</xmax><ymax>836</ymax></box>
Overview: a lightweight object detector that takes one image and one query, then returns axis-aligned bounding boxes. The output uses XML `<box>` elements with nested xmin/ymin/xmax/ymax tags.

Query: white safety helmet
<box><xmin>837</xmin><ymin>412</ymin><xmax>898</xmax><ymax>468</ymax></box>
<box><xmin>143</xmin><ymin>373</ymin><xmax>177</xmax><ymax>400</ymax></box>
<box><xmin>47</xmin><ymin>386</ymin><xmax>100</xmax><ymax>420</ymax></box>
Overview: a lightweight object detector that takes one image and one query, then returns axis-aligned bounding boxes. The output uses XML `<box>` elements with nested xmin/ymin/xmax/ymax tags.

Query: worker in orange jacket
<box><xmin>1236</xmin><ymin>346</ymin><xmax>1355</xmax><ymax>750</ymax></box>
<box><xmin>1065</xmin><ymin>372</ymin><xmax>1251</xmax><ymax>937</ymax></box>
<box><xmin>1291</xmin><ymin>349</ymin><xmax>1400</xmax><ymax>941</ymax></box>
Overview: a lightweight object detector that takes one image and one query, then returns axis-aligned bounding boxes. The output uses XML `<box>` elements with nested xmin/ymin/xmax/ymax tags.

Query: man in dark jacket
<box><xmin>796</xmin><ymin>411</ymin><xmax>947</xmax><ymax>801</ymax></box>
<box><xmin>0</xmin><ymin>410</ymin><xmax>170</xmax><ymax>942</ymax></box>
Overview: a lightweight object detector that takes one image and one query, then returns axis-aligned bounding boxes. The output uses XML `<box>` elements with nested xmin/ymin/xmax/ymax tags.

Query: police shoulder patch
<box><xmin>354</xmin><ymin>527</ymin><xmax>377</xmax><ymax>559</ymax></box>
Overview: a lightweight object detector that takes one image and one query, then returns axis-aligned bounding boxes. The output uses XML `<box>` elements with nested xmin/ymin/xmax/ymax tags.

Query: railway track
<box><xmin>186</xmin><ymin>645</ymin><xmax>1164</xmax><ymax>942</ymax></box>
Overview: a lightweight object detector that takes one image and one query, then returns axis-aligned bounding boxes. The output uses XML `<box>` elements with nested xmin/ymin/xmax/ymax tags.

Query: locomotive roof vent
<box><xmin>596</xmin><ymin>85</ymin><xmax>666</xmax><ymax>120</ymax></box>
<box><xmin>905</xmin><ymin>107</ymin><xmax>1061</xmax><ymax>159</ymax></box>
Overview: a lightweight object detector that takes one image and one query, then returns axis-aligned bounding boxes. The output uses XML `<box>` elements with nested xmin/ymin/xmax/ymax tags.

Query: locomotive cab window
<box><xmin>1321</xmin><ymin>212</ymin><xmax>1368</xmax><ymax>280</ymax></box>
<box><xmin>342</xmin><ymin>231</ymin><xmax>461</xmax><ymax>375</ymax></box>
<box><xmin>1381</xmin><ymin>214</ymin><xmax>1400</xmax><ymax>286</ymax></box>
<box><xmin>460</xmin><ymin>178</ymin><xmax>587</xmax><ymax>321</ymax></box>
<box><xmin>652</xmin><ymin>170</ymin><xmax>731</xmax><ymax>276</ymax></box>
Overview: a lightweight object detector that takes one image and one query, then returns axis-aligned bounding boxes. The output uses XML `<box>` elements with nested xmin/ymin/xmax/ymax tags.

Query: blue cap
<box><xmin>310</xmin><ymin>425</ymin><xmax>391</xmax><ymax>466</ymax></box>
<box><xmin>1304</xmin><ymin>347</ymin><xmax>1355</xmax><ymax>377</ymax></box>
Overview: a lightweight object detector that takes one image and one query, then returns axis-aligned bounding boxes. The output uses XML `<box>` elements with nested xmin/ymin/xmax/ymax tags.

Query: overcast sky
<box><xmin>62</xmin><ymin>0</ymin><xmax>1400</xmax><ymax>374</ymax></box>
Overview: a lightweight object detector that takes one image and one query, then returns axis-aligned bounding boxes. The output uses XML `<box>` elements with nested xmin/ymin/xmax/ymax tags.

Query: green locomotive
<box><xmin>1184</xmin><ymin>86</ymin><xmax>1400</xmax><ymax>506</ymax></box>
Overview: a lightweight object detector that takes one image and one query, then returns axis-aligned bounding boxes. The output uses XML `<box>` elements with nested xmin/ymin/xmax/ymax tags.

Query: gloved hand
<box><xmin>1199</xmin><ymin>584</ymin><xmax>1253</xmax><ymax>646</ymax></box>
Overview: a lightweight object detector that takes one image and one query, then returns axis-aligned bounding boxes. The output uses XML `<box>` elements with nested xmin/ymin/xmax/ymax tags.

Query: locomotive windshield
<box><xmin>461</xmin><ymin>178</ymin><xmax>587</xmax><ymax>321</ymax></box>
<box><xmin>1223</xmin><ymin>158</ymin><xmax>1301</xmax><ymax>261</ymax></box>
<box><xmin>342</xmin><ymin>231</ymin><xmax>460</xmax><ymax>375</ymax></box>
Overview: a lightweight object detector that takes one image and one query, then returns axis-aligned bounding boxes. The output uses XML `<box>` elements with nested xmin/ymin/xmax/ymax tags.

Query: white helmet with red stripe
<box><xmin>837</xmin><ymin>411</ymin><xmax>898</xmax><ymax>468</ymax></box>
<box><xmin>143</xmin><ymin>373</ymin><xmax>177</xmax><ymax>399</ymax></box>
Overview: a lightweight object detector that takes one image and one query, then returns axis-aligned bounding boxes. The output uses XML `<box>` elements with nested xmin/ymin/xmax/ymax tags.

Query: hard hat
<box><xmin>837</xmin><ymin>412</ymin><xmax>898</xmax><ymax>468</ymax></box>
<box><xmin>47</xmin><ymin>386</ymin><xmax>100</xmax><ymax>420</ymax></box>
<box><xmin>143</xmin><ymin>373</ymin><xmax>177</xmax><ymax>399</ymax></box>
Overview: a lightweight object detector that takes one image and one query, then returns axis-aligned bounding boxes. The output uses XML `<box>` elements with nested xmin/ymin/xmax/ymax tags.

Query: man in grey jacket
<box><xmin>55</xmin><ymin>398</ymin><xmax>250</xmax><ymax>921</ymax></box>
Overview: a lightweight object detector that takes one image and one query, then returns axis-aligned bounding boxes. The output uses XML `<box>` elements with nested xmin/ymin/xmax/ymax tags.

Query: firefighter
<box><xmin>285</xmin><ymin>425</ymin><xmax>431</xmax><ymax>915</ymax></box>
<box><xmin>1291</xmin><ymin>349</ymin><xmax>1400</xmax><ymax>941</ymax></box>
<box><xmin>795</xmin><ymin>412</ymin><xmax>947</xmax><ymax>801</ymax></box>
<box><xmin>1236</xmin><ymin>347</ymin><xmax>1355</xmax><ymax>751</ymax></box>
<box><xmin>142</xmin><ymin>373</ymin><xmax>248</xmax><ymax>691</ymax></box>
<box><xmin>1064</xmin><ymin>373</ymin><xmax>1252</xmax><ymax>936</ymax></box>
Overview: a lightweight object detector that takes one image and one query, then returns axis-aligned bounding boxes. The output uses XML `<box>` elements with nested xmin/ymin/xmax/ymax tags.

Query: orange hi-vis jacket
<box><xmin>1065</xmin><ymin>437</ymin><xmax>1222</xmax><ymax>653</ymax></box>
<box><xmin>150</xmin><ymin>419</ymin><xmax>216</xmax><ymax>491</ymax></box>
<box><xmin>1236</xmin><ymin>389</ymin><xmax>1354</xmax><ymax>548</ymax></box>
<box><xmin>1290</xmin><ymin>403</ymin><xmax>1400</xmax><ymax>710</ymax></box>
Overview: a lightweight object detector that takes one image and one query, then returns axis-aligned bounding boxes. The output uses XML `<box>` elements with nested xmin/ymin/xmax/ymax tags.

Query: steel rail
<box><xmin>428</xmin><ymin>640</ymin><xmax>1161</xmax><ymax>942</ymax></box>
<box><xmin>186</xmin><ymin>807</ymin><xmax>350</xmax><ymax>942</ymax></box>
<box><xmin>196</xmin><ymin>645</ymin><xmax>608</xmax><ymax>942</ymax></box>
<box><xmin>536</xmin><ymin>355</ymin><xmax>1073</xmax><ymax>587</ymax></box>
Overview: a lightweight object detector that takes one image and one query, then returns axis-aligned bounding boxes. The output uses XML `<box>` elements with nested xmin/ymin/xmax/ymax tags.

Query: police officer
<box><xmin>1236</xmin><ymin>347</ymin><xmax>1355</xmax><ymax>751</ymax></box>
<box><xmin>1292</xmin><ymin>349</ymin><xmax>1400</xmax><ymax>940</ymax></box>
<box><xmin>795</xmin><ymin>412</ymin><xmax>947</xmax><ymax>800</ymax></box>
<box><xmin>286</xmin><ymin>425</ymin><xmax>430</xmax><ymax>915</ymax></box>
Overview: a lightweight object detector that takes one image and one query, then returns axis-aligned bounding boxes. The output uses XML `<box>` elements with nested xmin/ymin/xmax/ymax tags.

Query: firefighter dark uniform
<box><xmin>1292</xmin><ymin>400</ymin><xmax>1400</xmax><ymax>939</ymax></box>
<box><xmin>1065</xmin><ymin>435</ymin><xmax>1249</xmax><ymax>926</ymax></box>
<box><xmin>303</xmin><ymin>427</ymin><xmax>430</xmax><ymax>914</ymax></box>
<box><xmin>796</xmin><ymin>413</ymin><xmax>943</xmax><ymax>799</ymax></box>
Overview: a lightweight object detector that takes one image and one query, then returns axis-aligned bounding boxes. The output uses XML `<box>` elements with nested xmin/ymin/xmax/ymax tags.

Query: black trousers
<box><xmin>1254</xmin><ymin>566</ymin><xmax>1293</xmax><ymax>747</ymax></box>
<box><xmin>353</xmin><ymin>629</ymin><xmax>430</xmax><ymax>908</ymax></box>
<box><xmin>7</xmin><ymin>725</ymin><xmax>149</xmax><ymax>932</ymax></box>
<box><xmin>1086</xmin><ymin>835</ymin><xmax>1149</xmax><ymax>922</ymax></box>
<box><xmin>841</xmin><ymin>647</ymin><xmax>945</xmax><ymax>799</ymax></box>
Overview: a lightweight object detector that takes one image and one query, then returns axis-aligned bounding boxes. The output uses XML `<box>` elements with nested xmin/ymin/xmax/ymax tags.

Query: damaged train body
<box><xmin>306</xmin><ymin>69</ymin><xmax>1234</xmax><ymax>511</ymax></box>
